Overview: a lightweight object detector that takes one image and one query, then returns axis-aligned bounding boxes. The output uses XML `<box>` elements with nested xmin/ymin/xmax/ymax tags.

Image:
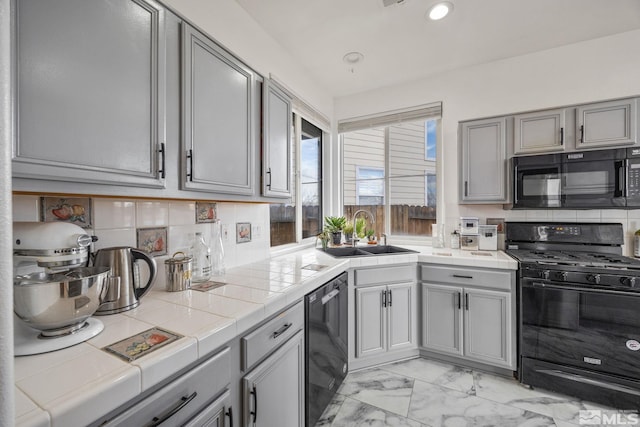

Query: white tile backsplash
<box><xmin>13</xmin><ymin>195</ymin><xmax>39</xmax><ymax>221</ymax></box>
<box><xmin>93</xmin><ymin>199</ymin><xmax>136</xmax><ymax>229</ymax></box>
<box><xmin>136</xmin><ymin>201</ymin><xmax>169</xmax><ymax>227</ymax></box>
<box><xmin>11</xmin><ymin>195</ymin><xmax>271</xmax><ymax>271</ymax></box>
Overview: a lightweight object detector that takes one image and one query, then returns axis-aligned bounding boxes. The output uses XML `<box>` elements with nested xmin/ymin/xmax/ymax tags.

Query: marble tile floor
<box><xmin>315</xmin><ymin>357</ymin><xmax>617</xmax><ymax>427</ymax></box>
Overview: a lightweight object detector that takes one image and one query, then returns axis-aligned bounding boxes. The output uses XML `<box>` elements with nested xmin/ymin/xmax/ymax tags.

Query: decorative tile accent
<box><xmin>236</xmin><ymin>222</ymin><xmax>252</xmax><ymax>243</ymax></box>
<box><xmin>40</xmin><ymin>197</ymin><xmax>92</xmax><ymax>228</ymax></box>
<box><xmin>196</xmin><ymin>202</ymin><xmax>217</xmax><ymax>223</ymax></box>
<box><xmin>136</xmin><ymin>227</ymin><xmax>168</xmax><ymax>256</ymax></box>
<box><xmin>301</xmin><ymin>264</ymin><xmax>328</xmax><ymax>271</ymax></box>
<box><xmin>486</xmin><ymin>217</ymin><xmax>505</xmax><ymax>233</ymax></box>
<box><xmin>103</xmin><ymin>327</ymin><xmax>182</xmax><ymax>362</ymax></box>
<box><xmin>191</xmin><ymin>281</ymin><xmax>227</xmax><ymax>292</ymax></box>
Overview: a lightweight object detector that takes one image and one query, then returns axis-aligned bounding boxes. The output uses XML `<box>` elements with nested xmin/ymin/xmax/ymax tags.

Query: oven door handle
<box><xmin>615</xmin><ymin>160</ymin><xmax>625</xmax><ymax>198</ymax></box>
<box><xmin>526</xmin><ymin>281</ymin><xmax>636</xmax><ymax>296</ymax></box>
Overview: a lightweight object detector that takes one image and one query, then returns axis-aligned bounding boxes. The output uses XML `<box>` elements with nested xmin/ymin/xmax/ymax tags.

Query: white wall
<box><xmin>0</xmin><ymin>0</ymin><xmax>14</xmax><ymax>424</ymax></box>
<box><xmin>335</xmin><ymin>29</ymin><xmax>640</xmax><ymax>253</ymax></box>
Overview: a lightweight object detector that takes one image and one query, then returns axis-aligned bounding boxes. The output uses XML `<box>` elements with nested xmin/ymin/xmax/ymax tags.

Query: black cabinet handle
<box><xmin>271</xmin><ymin>322</ymin><xmax>292</xmax><ymax>339</ymax></box>
<box><xmin>580</xmin><ymin>125</ymin><xmax>585</xmax><ymax>144</ymax></box>
<box><xmin>465</xmin><ymin>293</ymin><xmax>469</xmax><ymax>311</ymax></box>
<box><xmin>158</xmin><ymin>142</ymin><xmax>166</xmax><ymax>179</ymax></box>
<box><xmin>186</xmin><ymin>149</ymin><xmax>194</xmax><ymax>181</ymax></box>
<box><xmin>250</xmin><ymin>386</ymin><xmax>257</xmax><ymax>423</ymax></box>
<box><xmin>560</xmin><ymin>128</ymin><xmax>564</xmax><ymax>146</ymax></box>
<box><xmin>266</xmin><ymin>167</ymin><xmax>272</xmax><ymax>189</ymax></box>
<box><xmin>388</xmin><ymin>290</ymin><xmax>392</xmax><ymax>307</ymax></box>
<box><xmin>464</xmin><ymin>181</ymin><xmax>468</xmax><ymax>197</ymax></box>
<box><xmin>149</xmin><ymin>391</ymin><xmax>197</xmax><ymax>426</ymax></box>
<box><xmin>453</xmin><ymin>274</ymin><xmax>473</xmax><ymax>279</ymax></box>
<box><xmin>456</xmin><ymin>292</ymin><xmax>461</xmax><ymax>310</ymax></box>
<box><xmin>382</xmin><ymin>290</ymin><xmax>387</xmax><ymax>308</ymax></box>
<box><xmin>226</xmin><ymin>406</ymin><xmax>233</xmax><ymax>427</ymax></box>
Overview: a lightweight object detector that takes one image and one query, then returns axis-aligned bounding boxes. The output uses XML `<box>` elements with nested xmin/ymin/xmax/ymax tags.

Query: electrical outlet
<box><xmin>222</xmin><ymin>224</ymin><xmax>229</xmax><ymax>241</ymax></box>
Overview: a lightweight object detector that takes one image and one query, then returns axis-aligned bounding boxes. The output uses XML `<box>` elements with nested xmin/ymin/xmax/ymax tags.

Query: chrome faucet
<box><xmin>352</xmin><ymin>209</ymin><xmax>375</xmax><ymax>247</ymax></box>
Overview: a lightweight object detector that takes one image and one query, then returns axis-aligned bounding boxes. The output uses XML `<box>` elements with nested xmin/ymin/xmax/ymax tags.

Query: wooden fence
<box><xmin>270</xmin><ymin>204</ymin><xmax>436</xmax><ymax>246</ymax></box>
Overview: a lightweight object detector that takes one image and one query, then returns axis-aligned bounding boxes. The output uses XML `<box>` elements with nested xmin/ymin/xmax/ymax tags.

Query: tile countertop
<box><xmin>14</xmin><ymin>246</ymin><xmax>517</xmax><ymax>427</ymax></box>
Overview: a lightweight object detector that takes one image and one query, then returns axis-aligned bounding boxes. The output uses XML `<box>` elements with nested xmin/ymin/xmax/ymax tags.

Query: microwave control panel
<box><xmin>628</xmin><ymin>160</ymin><xmax>640</xmax><ymax>197</ymax></box>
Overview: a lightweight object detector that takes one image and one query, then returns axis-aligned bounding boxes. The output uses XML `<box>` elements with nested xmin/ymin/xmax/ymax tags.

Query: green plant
<box><xmin>342</xmin><ymin>220</ymin><xmax>354</xmax><ymax>235</ymax></box>
<box><xmin>324</xmin><ymin>216</ymin><xmax>346</xmax><ymax>233</ymax></box>
<box><xmin>365</xmin><ymin>229</ymin><xmax>375</xmax><ymax>238</ymax></box>
<box><xmin>355</xmin><ymin>217</ymin><xmax>367</xmax><ymax>238</ymax></box>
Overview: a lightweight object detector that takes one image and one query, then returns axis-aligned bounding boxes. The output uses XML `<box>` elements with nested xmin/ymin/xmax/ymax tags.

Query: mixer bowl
<box><xmin>14</xmin><ymin>267</ymin><xmax>110</xmax><ymax>336</ymax></box>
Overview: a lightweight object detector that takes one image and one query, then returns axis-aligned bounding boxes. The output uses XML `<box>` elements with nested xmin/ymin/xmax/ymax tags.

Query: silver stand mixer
<box><xmin>13</xmin><ymin>222</ymin><xmax>108</xmax><ymax>356</ymax></box>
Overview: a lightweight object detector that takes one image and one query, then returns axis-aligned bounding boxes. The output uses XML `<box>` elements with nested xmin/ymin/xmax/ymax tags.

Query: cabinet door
<box><xmin>514</xmin><ymin>109</ymin><xmax>566</xmax><ymax>154</ymax></box>
<box><xmin>13</xmin><ymin>0</ymin><xmax>166</xmax><ymax>188</ymax></box>
<box><xmin>421</xmin><ymin>283</ymin><xmax>463</xmax><ymax>356</ymax></box>
<box><xmin>182</xmin><ymin>23</ymin><xmax>255</xmax><ymax>195</ymax></box>
<box><xmin>184</xmin><ymin>390</ymin><xmax>232</xmax><ymax>427</ymax></box>
<box><xmin>463</xmin><ymin>288</ymin><xmax>512</xmax><ymax>367</ymax></box>
<box><xmin>460</xmin><ymin>117</ymin><xmax>507</xmax><ymax>202</ymax></box>
<box><xmin>262</xmin><ymin>80</ymin><xmax>292</xmax><ymax>198</ymax></box>
<box><xmin>355</xmin><ymin>285</ymin><xmax>386</xmax><ymax>358</ymax></box>
<box><xmin>387</xmin><ymin>283</ymin><xmax>415</xmax><ymax>351</ymax></box>
<box><xmin>577</xmin><ymin>98</ymin><xmax>637</xmax><ymax>149</ymax></box>
<box><xmin>243</xmin><ymin>331</ymin><xmax>304</xmax><ymax>427</ymax></box>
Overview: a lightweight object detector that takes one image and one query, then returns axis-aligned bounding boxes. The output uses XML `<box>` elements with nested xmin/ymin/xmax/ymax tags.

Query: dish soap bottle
<box><xmin>211</xmin><ymin>219</ymin><xmax>226</xmax><ymax>276</ymax></box>
<box><xmin>191</xmin><ymin>232</ymin><xmax>211</xmax><ymax>282</ymax></box>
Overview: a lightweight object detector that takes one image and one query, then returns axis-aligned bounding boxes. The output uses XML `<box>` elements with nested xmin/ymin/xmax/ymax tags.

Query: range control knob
<box><xmin>586</xmin><ymin>274</ymin><xmax>601</xmax><ymax>285</ymax></box>
<box><xmin>541</xmin><ymin>270</ymin><xmax>550</xmax><ymax>280</ymax></box>
<box><xmin>559</xmin><ymin>271</ymin><xmax>569</xmax><ymax>281</ymax></box>
<box><xmin>620</xmin><ymin>277</ymin><xmax>637</xmax><ymax>288</ymax></box>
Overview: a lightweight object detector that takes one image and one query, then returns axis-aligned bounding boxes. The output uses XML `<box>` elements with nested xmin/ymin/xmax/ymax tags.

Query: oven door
<box><xmin>521</xmin><ymin>279</ymin><xmax>640</xmax><ymax>380</ymax></box>
<box><xmin>513</xmin><ymin>154</ymin><xmax>562</xmax><ymax>208</ymax></box>
<box><xmin>561</xmin><ymin>149</ymin><xmax>626</xmax><ymax>208</ymax></box>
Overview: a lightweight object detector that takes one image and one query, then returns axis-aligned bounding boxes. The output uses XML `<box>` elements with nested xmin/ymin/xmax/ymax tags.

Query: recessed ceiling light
<box><xmin>343</xmin><ymin>52</ymin><xmax>364</xmax><ymax>65</ymax></box>
<box><xmin>427</xmin><ymin>1</ymin><xmax>453</xmax><ymax>20</ymax></box>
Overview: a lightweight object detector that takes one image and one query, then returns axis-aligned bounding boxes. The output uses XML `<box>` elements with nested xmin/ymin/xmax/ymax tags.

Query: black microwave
<box><xmin>513</xmin><ymin>147</ymin><xmax>640</xmax><ymax>209</ymax></box>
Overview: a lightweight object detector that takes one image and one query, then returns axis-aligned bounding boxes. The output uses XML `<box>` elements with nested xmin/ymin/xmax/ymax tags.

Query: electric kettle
<box><xmin>92</xmin><ymin>246</ymin><xmax>157</xmax><ymax>315</ymax></box>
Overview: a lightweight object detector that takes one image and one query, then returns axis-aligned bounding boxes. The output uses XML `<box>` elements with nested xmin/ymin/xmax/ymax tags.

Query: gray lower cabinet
<box><xmin>420</xmin><ymin>264</ymin><xmax>515</xmax><ymax>370</ymax></box>
<box><xmin>181</xmin><ymin>22</ymin><xmax>256</xmax><ymax>195</ymax></box>
<box><xmin>13</xmin><ymin>0</ymin><xmax>167</xmax><ymax>188</ymax></box>
<box><xmin>355</xmin><ymin>282</ymin><xmax>416</xmax><ymax>358</ymax></box>
<box><xmin>576</xmin><ymin>98</ymin><xmax>638</xmax><ymax>149</ymax></box>
<box><xmin>513</xmin><ymin>108</ymin><xmax>567</xmax><ymax>154</ymax></box>
<box><xmin>459</xmin><ymin>117</ymin><xmax>508</xmax><ymax>203</ymax></box>
<box><xmin>242</xmin><ymin>330</ymin><xmax>304</xmax><ymax>427</ymax></box>
<box><xmin>262</xmin><ymin>79</ymin><xmax>292</xmax><ymax>198</ymax></box>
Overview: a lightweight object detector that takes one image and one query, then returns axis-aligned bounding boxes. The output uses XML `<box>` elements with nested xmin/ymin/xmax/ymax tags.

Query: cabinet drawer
<box><xmin>100</xmin><ymin>347</ymin><xmax>230</xmax><ymax>426</ymax></box>
<box><xmin>242</xmin><ymin>301</ymin><xmax>303</xmax><ymax>371</ymax></box>
<box><xmin>420</xmin><ymin>265</ymin><xmax>512</xmax><ymax>291</ymax></box>
<box><xmin>355</xmin><ymin>265</ymin><xmax>415</xmax><ymax>286</ymax></box>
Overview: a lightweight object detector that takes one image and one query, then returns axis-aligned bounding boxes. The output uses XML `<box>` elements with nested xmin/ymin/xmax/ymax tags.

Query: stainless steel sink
<box><xmin>319</xmin><ymin>245</ymin><xmax>418</xmax><ymax>258</ymax></box>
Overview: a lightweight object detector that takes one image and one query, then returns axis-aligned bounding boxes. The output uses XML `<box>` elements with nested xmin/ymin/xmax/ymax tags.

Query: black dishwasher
<box><xmin>305</xmin><ymin>272</ymin><xmax>348</xmax><ymax>427</ymax></box>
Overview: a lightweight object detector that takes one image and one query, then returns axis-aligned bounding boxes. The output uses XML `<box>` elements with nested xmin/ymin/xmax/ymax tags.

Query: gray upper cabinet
<box><xmin>13</xmin><ymin>0</ymin><xmax>167</xmax><ymax>188</ymax></box>
<box><xmin>181</xmin><ymin>23</ymin><xmax>256</xmax><ymax>195</ymax></box>
<box><xmin>576</xmin><ymin>98</ymin><xmax>638</xmax><ymax>149</ymax></box>
<box><xmin>513</xmin><ymin>108</ymin><xmax>566</xmax><ymax>154</ymax></box>
<box><xmin>262</xmin><ymin>80</ymin><xmax>292</xmax><ymax>198</ymax></box>
<box><xmin>460</xmin><ymin>117</ymin><xmax>508</xmax><ymax>203</ymax></box>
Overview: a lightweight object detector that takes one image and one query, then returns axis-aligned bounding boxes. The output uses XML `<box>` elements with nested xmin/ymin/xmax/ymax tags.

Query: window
<box><xmin>270</xmin><ymin>115</ymin><xmax>323</xmax><ymax>246</ymax></box>
<box><xmin>340</xmin><ymin>104</ymin><xmax>441</xmax><ymax>239</ymax></box>
<box><xmin>356</xmin><ymin>166</ymin><xmax>384</xmax><ymax>205</ymax></box>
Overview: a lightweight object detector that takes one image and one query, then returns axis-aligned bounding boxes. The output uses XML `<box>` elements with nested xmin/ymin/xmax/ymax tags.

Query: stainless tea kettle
<box><xmin>92</xmin><ymin>246</ymin><xmax>157</xmax><ymax>315</ymax></box>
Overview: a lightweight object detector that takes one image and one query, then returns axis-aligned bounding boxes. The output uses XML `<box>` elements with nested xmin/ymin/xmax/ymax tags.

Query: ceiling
<box><xmin>235</xmin><ymin>0</ymin><xmax>640</xmax><ymax>98</ymax></box>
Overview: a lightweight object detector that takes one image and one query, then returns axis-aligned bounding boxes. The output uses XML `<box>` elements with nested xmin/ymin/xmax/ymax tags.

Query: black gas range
<box><xmin>506</xmin><ymin>222</ymin><xmax>640</xmax><ymax>409</ymax></box>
